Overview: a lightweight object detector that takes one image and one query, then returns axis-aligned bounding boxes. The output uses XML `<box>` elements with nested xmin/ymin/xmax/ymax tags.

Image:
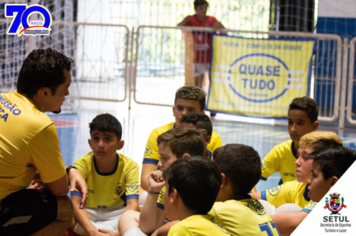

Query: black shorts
<box><xmin>0</xmin><ymin>189</ymin><xmax>57</xmax><ymax>236</ymax></box>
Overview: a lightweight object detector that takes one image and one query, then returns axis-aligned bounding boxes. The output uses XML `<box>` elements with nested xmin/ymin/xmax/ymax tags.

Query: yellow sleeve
<box><xmin>157</xmin><ymin>186</ymin><xmax>165</xmax><ymax>210</ymax></box>
<box><xmin>261</xmin><ymin>182</ymin><xmax>293</xmax><ymax>208</ymax></box>
<box><xmin>28</xmin><ymin>124</ymin><xmax>66</xmax><ymax>183</ymax></box>
<box><xmin>207</xmin><ymin>131</ymin><xmax>222</xmax><ymax>152</ymax></box>
<box><xmin>125</xmin><ymin>161</ymin><xmax>139</xmax><ymax>199</ymax></box>
<box><xmin>302</xmin><ymin>201</ymin><xmax>317</xmax><ymax>214</ymax></box>
<box><xmin>168</xmin><ymin>224</ymin><xmax>193</xmax><ymax>236</ymax></box>
<box><xmin>73</xmin><ymin>155</ymin><xmax>89</xmax><ymax>181</ymax></box>
<box><xmin>143</xmin><ymin>129</ymin><xmax>160</xmax><ymax>165</ymax></box>
<box><xmin>261</xmin><ymin>145</ymin><xmax>282</xmax><ymax>180</ymax></box>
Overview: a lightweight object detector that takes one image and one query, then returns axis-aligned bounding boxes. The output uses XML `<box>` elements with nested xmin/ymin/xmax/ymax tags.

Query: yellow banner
<box><xmin>207</xmin><ymin>36</ymin><xmax>315</xmax><ymax>118</ymax></box>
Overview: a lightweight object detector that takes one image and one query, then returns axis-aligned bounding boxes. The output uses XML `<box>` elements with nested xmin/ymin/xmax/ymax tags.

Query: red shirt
<box><xmin>185</xmin><ymin>15</ymin><xmax>217</xmax><ymax>63</ymax></box>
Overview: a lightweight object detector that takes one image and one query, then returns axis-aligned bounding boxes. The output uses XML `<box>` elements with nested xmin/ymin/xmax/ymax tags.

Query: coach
<box><xmin>0</xmin><ymin>48</ymin><xmax>87</xmax><ymax>236</ymax></box>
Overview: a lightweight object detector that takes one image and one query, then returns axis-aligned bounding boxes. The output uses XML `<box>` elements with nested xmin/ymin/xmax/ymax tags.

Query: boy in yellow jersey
<box><xmin>251</xmin><ymin>131</ymin><xmax>343</xmax><ymax>234</ymax></box>
<box><xmin>69</xmin><ymin>114</ymin><xmax>139</xmax><ymax>236</ymax></box>
<box><xmin>118</xmin><ymin>127</ymin><xmax>206</xmax><ymax>236</ymax></box>
<box><xmin>164</xmin><ymin>157</ymin><xmax>229</xmax><ymax>236</ymax></box>
<box><xmin>209</xmin><ymin>144</ymin><xmax>280</xmax><ymax>235</ymax></box>
<box><xmin>0</xmin><ymin>48</ymin><xmax>87</xmax><ymax>236</ymax></box>
<box><xmin>306</xmin><ymin>147</ymin><xmax>356</xmax><ymax>203</ymax></box>
<box><xmin>260</xmin><ymin>97</ymin><xmax>319</xmax><ymax>186</ymax></box>
<box><xmin>140</xmin><ymin>85</ymin><xmax>222</xmax><ymax>192</ymax></box>
<box><xmin>180</xmin><ymin>112</ymin><xmax>214</xmax><ymax>160</ymax></box>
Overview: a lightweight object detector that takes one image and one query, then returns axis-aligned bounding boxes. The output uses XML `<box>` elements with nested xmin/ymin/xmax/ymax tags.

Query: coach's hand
<box><xmin>148</xmin><ymin>170</ymin><xmax>165</xmax><ymax>193</ymax></box>
<box><xmin>68</xmin><ymin>168</ymin><xmax>88</xmax><ymax>209</ymax></box>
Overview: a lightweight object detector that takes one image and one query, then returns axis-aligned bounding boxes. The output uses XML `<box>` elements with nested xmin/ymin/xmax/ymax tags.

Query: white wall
<box><xmin>318</xmin><ymin>0</ymin><xmax>356</xmax><ymax>18</ymax></box>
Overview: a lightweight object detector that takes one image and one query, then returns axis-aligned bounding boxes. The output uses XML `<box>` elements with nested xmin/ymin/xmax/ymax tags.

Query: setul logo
<box><xmin>324</xmin><ymin>193</ymin><xmax>346</xmax><ymax>215</ymax></box>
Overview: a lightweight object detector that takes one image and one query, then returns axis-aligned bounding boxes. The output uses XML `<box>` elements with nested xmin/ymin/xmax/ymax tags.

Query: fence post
<box><xmin>339</xmin><ymin>38</ymin><xmax>349</xmax><ymax>129</ymax></box>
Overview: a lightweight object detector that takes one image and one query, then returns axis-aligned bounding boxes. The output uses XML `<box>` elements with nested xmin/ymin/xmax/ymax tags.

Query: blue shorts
<box><xmin>0</xmin><ymin>189</ymin><xmax>57</xmax><ymax>236</ymax></box>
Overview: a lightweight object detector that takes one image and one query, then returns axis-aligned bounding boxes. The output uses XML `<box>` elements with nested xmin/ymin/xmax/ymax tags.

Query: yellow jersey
<box><xmin>0</xmin><ymin>91</ymin><xmax>65</xmax><ymax>202</ymax></box>
<box><xmin>143</xmin><ymin>122</ymin><xmax>222</xmax><ymax>165</ymax></box>
<box><xmin>261</xmin><ymin>180</ymin><xmax>316</xmax><ymax>213</ymax></box>
<box><xmin>261</xmin><ymin>140</ymin><xmax>298</xmax><ymax>184</ymax></box>
<box><xmin>157</xmin><ymin>186</ymin><xmax>166</xmax><ymax>210</ymax></box>
<box><xmin>168</xmin><ymin>214</ymin><xmax>230</xmax><ymax>236</ymax></box>
<box><xmin>209</xmin><ymin>196</ymin><xmax>280</xmax><ymax>235</ymax></box>
<box><xmin>72</xmin><ymin>151</ymin><xmax>139</xmax><ymax>209</ymax></box>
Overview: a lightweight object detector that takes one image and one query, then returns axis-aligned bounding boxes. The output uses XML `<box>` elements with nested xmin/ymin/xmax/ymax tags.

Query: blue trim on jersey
<box><xmin>208</xmin><ymin>150</ymin><xmax>213</xmax><ymax>160</ymax></box>
<box><xmin>260</xmin><ymin>176</ymin><xmax>267</xmax><ymax>181</ymax></box>
<box><xmin>71</xmin><ymin>190</ymin><xmax>82</xmax><ymax>197</ymax></box>
<box><xmin>291</xmin><ymin>142</ymin><xmax>298</xmax><ymax>159</ymax></box>
<box><xmin>127</xmin><ymin>194</ymin><xmax>139</xmax><ymax>199</ymax></box>
<box><xmin>261</xmin><ymin>191</ymin><xmax>267</xmax><ymax>201</ymax></box>
<box><xmin>278</xmin><ymin>178</ymin><xmax>283</xmax><ymax>185</ymax></box>
<box><xmin>157</xmin><ymin>203</ymin><xmax>164</xmax><ymax>210</ymax></box>
<box><xmin>303</xmin><ymin>184</ymin><xmax>311</xmax><ymax>201</ymax></box>
<box><xmin>143</xmin><ymin>158</ymin><xmax>159</xmax><ymax>165</ymax></box>
<box><xmin>301</xmin><ymin>208</ymin><xmax>311</xmax><ymax>214</ymax></box>
<box><xmin>173</xmin><ymin>123</ymin><xmax>175</xmax><ymax>128</ymax></box>
<box><xmin>94</xmin><ymin>153</ymin><xmax>119</xmax><ymax>176</ymax></box>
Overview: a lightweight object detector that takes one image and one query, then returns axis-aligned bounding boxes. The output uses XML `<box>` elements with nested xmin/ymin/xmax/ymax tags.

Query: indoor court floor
<box><xmin>50</xmin><ymin>100</ymin><xmax>356</xmax><ymax>193</ymax></box>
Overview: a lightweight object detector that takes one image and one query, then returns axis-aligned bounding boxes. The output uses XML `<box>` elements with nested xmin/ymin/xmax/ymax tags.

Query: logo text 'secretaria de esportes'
<box><xmin>5</xmin><ymin>4</ymin><xmax>52</xmax><ymax>36</ymax></box>
<box><xmin>321</xmin><ymin>193</ymin><xmax>352</xmax><ymax>233</ymax></box>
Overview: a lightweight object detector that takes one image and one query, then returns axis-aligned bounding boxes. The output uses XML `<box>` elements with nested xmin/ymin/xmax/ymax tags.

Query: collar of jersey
<box><xmin>303</xmin><ymin>183</ymin><xmax>311</xmax><ymax>202</ymax></box>
<box><xmin>93</xmin><ymin>153</ymin><xmax>119</xmax><ymax>176</ymax></box>
<box><xmin>291</xmin><ymin>141</ymin><xmax>298</xmax><ymax>159</ymax></box>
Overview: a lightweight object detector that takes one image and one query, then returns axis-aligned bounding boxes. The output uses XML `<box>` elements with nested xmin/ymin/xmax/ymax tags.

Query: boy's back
<box><xmin>168</xmin><ymin>214</ymin><xmax>229</xmax><ymax>236</ymax></box>
<box><xmin>209</xmin><ymin>197</ymin><xmax>279</xmax><ymax>235</ymax></box>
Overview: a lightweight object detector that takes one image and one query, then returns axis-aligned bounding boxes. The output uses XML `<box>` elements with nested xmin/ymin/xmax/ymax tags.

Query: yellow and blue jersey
<box><xmin>261</xmin><ymin>140</ymin><xmax>298</xmax><ymax>184</ymax></box>
<box><xmin>72</xmin><ymin>151</ymin><xmax>139</xmax><ymax>209</ymax></box>
<box><xmin>168</xmin><ymin>214</ymin><xmax>230</xmax><ymax>236</ymax></box>
<box><xmin>0</xmin><ymin>91</ymin><xmax>65</xmax><ymax>202</ymax></box>
<box><xmin>157</xmin><ymin>186</ymin><xmax>166</xmax><ymax>210</ymax></box>
<box><xmin>143</xmin><ymin>122</ymin><xmax>222</xmax><ymax>165</ymax></box>
<box><xmin>261</xmin><ymin>180</ymin><xmax>316</xmax><ymax>213</ymax></box>
<box><xmin>209</xmin><ymin>196</ymin><xmax>280</xmax><ymax>235</ymax></box>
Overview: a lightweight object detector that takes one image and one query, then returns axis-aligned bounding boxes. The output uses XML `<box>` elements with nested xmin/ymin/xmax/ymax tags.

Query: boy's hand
<box><xmin>148</xmin><ymin>170</ymin><xmax>165</xmax><ymax>192</ymax></box>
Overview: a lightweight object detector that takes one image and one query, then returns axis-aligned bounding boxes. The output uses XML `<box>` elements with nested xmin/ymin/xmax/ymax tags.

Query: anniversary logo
<box><xmin>320</xmin><ymin>193</ymin><xmax>351</xmax><ymax>233</ymax></box>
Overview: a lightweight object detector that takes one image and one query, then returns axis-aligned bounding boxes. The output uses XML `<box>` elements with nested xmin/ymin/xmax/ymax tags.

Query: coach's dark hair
<box><xmin>17</xmin><ymin>48</ymin><xmax>73</xmax><ymax>98</ymax></box>
<box><xmin>306</xmin><ymin>147</ymin><xmax>356</xmax><ymax>180</ymax></box>
<box><xmin>89</xmin><ymin>113</ymin><xmax>122</xmax><ymax>140</ymax></box>
<box><xmin>213</xmin><ymin>144</ymin><xmax>261</xmax><ymax>197</ymax></box>
<box><xmin>157</xmin><ymin>127</ymin><xmax>206</xmax><ymax>158</ymax></box>
<box><xmin>180</xmin><ymin>112</ymin><xmax>212</xmax><ymax>136</ymax></box>
<box><xmin>289</xmin><ymin>96</ymin><xmax>318</xmax><ymax>123</ymax></box>
<box><xmin>194</xmin><ymin>0</ymin><xmax>209</xmax><ymax>9</ymax></box>
<box><xmin>164</xmin><ymin>157</ymin><xmax>221</xmax><ymax>214</ymax></box>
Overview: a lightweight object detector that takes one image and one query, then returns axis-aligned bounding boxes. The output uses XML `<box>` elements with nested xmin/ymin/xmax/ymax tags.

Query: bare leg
<box><xmin>31</xmin><ymin>196</ymin><xmax>73</xmax><ymax>236</ymax></box>
<box><xmin>194</xmin><ymin>74</ymin><xmax>204</xmax><ymax>88</ymax></box>
<box><xmin>118</xmin><ymin>210</ymin><xmax>141</xmax><ymax>235</ymax></box>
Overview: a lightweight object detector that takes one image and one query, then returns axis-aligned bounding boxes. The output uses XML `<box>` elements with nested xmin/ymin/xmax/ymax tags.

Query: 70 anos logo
<box><xmin>5</xmin><ymin>4</ymin><xmax>52</xmax><ymax>36</ymax></box>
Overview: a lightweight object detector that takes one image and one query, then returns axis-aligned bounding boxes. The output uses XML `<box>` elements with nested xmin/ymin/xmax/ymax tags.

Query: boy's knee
<box><xmin>56</xmin><ymin>196</ymin><xmax>73</xmax><ymax>221</ymax></box>
<box><xmin>118</xmin><ymin>210</ymin><xmax>141</xmax><ymax>234</ymax></box>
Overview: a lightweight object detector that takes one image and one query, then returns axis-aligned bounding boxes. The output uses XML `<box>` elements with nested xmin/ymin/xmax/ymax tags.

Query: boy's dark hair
<box><xmin>157</xmin><ymin>127</ymin><xmax>206</xmax><ymax>159</ymax></box>
<box><xmin>174</xmin><ymin>86</ymin><xmax>206</xmax><ymax>111</ymax></box>
<box><xmin>213</xmin><ymin>144</ymin><xmax>261</xmax><ymax>197</ymax></box>
<box><xmin>289</xmin><ymin>96</ymin><xmax>318</xmax><ymax>123</ymax></box>
<box><xmin>89</xmin><ymin>113</ymin><xmax>122</xmax><ymax>140</ymax></box>
<box><xmin>194</xmin><ymin>0</ymin><xmax>209</xmax><ymax>9</ymax></box>
<box><xmin>180</xmin><ymin>112</ymin><xmax>212</xmax><ymax>136</ymax></box>
<box><xmin>164</xmin><ymin>157</ymin><xmax>221</xmax><ymax>214</ymax></box>
<box><xmin>17</xmin><ymin>48</ymin><xmax>73</xmax><ymax>98</ymax></box>
<box><xmin>306</xmin><ymin>147</ymin><xmax>356</xmax><ymax>180</ymax></box>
